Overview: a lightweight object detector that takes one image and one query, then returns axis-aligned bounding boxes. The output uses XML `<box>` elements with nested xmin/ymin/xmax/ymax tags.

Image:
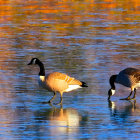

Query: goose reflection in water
<box><xmin>108</xmin><ymin>100</ymin><xmax>136</xmax><ymax>124</ymax></box>
<box><xmin>49</xmin><ymin>108</ymin><xmax>81</xmax><ymax>134</ymax></box>
<box><xmin>35</xmin><ymin>107</ymin><xmax>88</xmax><ymax>136</ymax></box>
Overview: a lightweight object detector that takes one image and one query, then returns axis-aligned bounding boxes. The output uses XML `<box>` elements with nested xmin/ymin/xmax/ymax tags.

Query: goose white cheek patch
<box><xmin>111</xmin><ymin>89</ymin><xmax>115</xmax><ymax>95</ymax></box>
<box><xmin>32</xmin><ymin>59</ymin><xmax>37</xmax><ymax>64</ymax></box>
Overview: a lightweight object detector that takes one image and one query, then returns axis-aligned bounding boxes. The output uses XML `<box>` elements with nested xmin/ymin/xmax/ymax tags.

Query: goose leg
<box><xmin>56</xmin><ymin>92</ymin><xmax>63</xmax><ymax>105</ymax></box>
<box><xmin>120</xmin><ymin>90</ymin><xmax>133</xmax><ymax>100</ymax></box>
<box><xmin>131</xmin><ymin>88</ymin><xmax>136</xmax><ymax>100</ymax></box>
<box><xmin>48</xmin><ymin>92</ymin><xmax>56</xmax><ymax>103</ymax></box>
<box><xmin>126</xmin><ymin>90</ymin><xmax>133</xmax><ymax>99</ymax></box>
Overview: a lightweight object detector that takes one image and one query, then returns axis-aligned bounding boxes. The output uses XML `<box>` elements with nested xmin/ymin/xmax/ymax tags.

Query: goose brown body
<box><xmin>116</xmin><ymin>68</ymin><xmax>140</xmax><ymax>90</ymax></box>
<box><xmin>28</xmin><ymin>58</ymin><xmax>88</xmax><ymax>105</ymax></box>
<box><xmin>39</xmin><ymin>72</ymin><xmax>83</xmax><ymax>93</ymax></box>
<box><xmin>108</xmin><ymin>68</ymin><xmax>140</xmax><ymax>100</ymax></box>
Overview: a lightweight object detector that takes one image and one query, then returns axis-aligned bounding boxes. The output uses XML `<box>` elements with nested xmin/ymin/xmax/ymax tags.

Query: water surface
<box><xmin>0</xmin><ymin>0</ymin><xmax>140</xmax><ymax>139</ymax></box>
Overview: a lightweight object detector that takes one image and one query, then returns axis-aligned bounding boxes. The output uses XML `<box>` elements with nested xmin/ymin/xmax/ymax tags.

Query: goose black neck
<box><xmin>37</xmin><ymin>61</ymin><xmax>45</xmax><ymax>76</ymax></box>
<box><xmin>109</xmin><ymin>75</ymin><xmax>117</xmax><ymax>90</ymax></box>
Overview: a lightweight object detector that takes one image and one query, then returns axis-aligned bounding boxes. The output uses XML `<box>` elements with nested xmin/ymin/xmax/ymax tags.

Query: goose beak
<box><xmin>108</xmin><ymin>94</ymin><xmax>111</xmax><ymax>100</ymax></box>
<box><xmin>27</xmin><ymin>62</ymin><xmax>32</xmax><ymax>65</ymax></box>
<box><xmin>108</xmin><ymin>89</ymin><xmax>112</xmax><ymax>100</ymax></box>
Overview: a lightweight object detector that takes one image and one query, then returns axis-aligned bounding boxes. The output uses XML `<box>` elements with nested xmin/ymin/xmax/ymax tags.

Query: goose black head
<box><xmin>108</xmin><ymin>75</ymin><xmax>117</xmax><ymax>100</ymax></box>
<box><xmin>28</xmin><ymin>58</ymin><xmax>45</xmax><ymax>76</ymax></box>
<box><xmin>28</xmin><ymin>58</ymin><xmax>40</xmax><ymax>65</ymax></box>
<box><xmin>108</xmin><ymin>89</ymin><xmax>115</xmax><ymax>100</ymax></box>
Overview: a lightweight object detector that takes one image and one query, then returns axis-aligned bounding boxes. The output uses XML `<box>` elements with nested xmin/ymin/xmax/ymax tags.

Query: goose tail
<box><xmin>81</xmin><ymin>81</ymin><xmax>88</xmax><ymax>87</ymax></box>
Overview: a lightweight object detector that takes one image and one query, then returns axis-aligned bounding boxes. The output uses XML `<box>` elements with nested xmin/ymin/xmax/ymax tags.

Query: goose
<box><xmin>28</xmin><ymin>58</ymin><xmax>88</xmax><ymax>105</ymax></box>
<box><xmin>108</xmin><ymin>67</ymin><xmax>140</xmax><ymax>100</ymax></box>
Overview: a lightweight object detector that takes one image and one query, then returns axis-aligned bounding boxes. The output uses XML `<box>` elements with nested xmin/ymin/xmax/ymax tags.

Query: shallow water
<box><xmin>0</xmin><ymin>0</ymin><xmax>140</xmax><ymax>139</ymax></box>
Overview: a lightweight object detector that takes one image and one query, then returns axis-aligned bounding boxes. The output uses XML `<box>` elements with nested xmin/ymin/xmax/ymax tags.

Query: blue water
<box><xmin>0</xmin><ymin>0</ymin><xmax>140</xmax><ymax>139</ymax></box>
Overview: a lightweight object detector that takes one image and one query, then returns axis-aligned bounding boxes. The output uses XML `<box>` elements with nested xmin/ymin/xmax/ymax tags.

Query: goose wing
<box><xmin>47</xmin><ymin>72</ymin><xmax>82</xmax><ymax>86</ymax></box>
<box><xmin>119</xmin><ymin>68</ymin><xmax>140</xmax><ymax>83</ymax></box>
<box><xmin>120</xmin><ymin>68</ymin><xmax>140</xmax><ymax>75</ymax></box>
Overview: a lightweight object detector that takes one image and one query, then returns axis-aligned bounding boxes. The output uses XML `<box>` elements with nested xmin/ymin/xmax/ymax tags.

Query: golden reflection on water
<box><xmin>49</xmin><ymin>108</ymin><xmax>81</xmax><ymax>134</ymax></box>
<box><xmin>0</xmin><ymin>0</ymin><xmax>140</xmax><ymax>40</ymax></box>
<box><xmin>0</xmin><ymin>0</ymin><xmax>140</xmax><ymax>73</ymax></box>
<box><xmin>35</xmin><ymin>107</ymin><xmax>83</xmax><ymax>135</ymax></box>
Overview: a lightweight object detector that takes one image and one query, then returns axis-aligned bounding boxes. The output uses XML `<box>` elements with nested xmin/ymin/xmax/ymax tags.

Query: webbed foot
<box><xmin>41</xmin><ymin>100</ymin><xmax>52</xmax><ymax>104</ymax></box>
<box><xmin>120</xmin><ymin>97</ymin><xmax>131</xmax><ymax>100</ymax></box>
<box><xmin>130</xmin><ymin>97</ymin><xmax>136</xmax><ymax>100</ymax></box>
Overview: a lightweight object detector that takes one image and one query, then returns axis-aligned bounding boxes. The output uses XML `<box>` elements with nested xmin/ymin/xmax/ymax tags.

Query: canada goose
<box><xmin>28</xmin><ymin>58</ymin><xmax>88</xmax><ymax>105</ymax></box>
<box><xmin>108</xmin><ymin>68</ymin><xmax>140</xmax><ymax>100</ymax></box>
